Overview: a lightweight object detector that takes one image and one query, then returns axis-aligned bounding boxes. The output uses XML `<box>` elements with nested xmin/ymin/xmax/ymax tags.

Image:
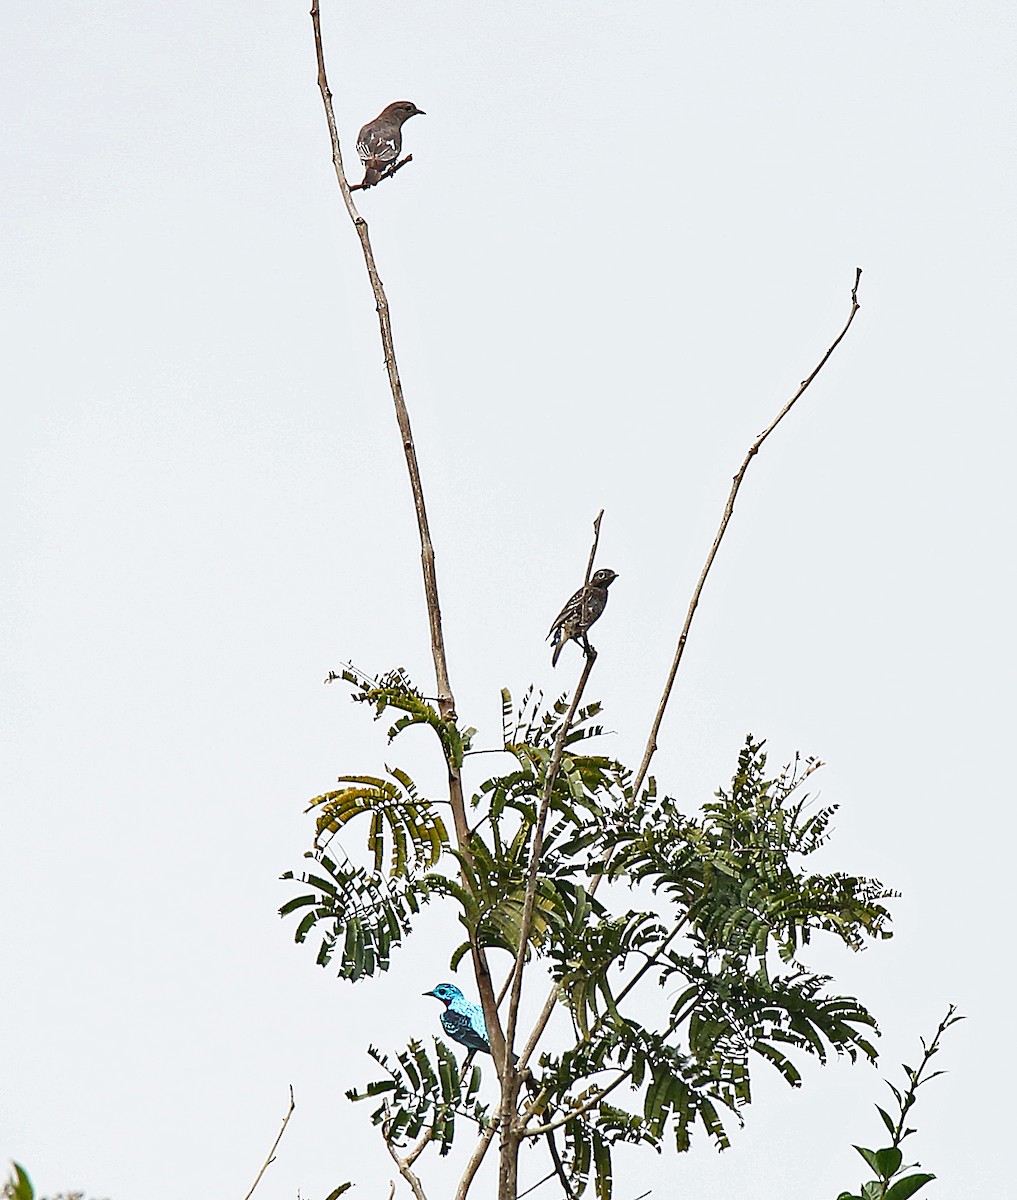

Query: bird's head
<box><xmin>590</xmin><ymin>568</ymin><xmax>619</xmax><ymax>588</ymax></box>
<box><xmin>423</xmin><ymin>982</ymin><xmax>464</xmax><ymax>1006</ymax></box>
<box><xmin>384</xmin><ymin>100</ymin><xmax>425</xmax><ymax>123</ymax></box>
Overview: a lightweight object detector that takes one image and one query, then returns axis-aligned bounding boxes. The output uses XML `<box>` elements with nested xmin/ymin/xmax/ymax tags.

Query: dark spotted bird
<box><xmin>356</xmin><ymin>101</ymin><xmax>425</xmax><ymax>188</ymax></box>
<box><xmin>423</xmin><ymin>982</ymin><xmax>492</xmax><ymax>1054</ymax></box>
<box><xmin>548</xmin><ymin>568</ymin><xmax>619</xmax><ymax>667</ymax></box>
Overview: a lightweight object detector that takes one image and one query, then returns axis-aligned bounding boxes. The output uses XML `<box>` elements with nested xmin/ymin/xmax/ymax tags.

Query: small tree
<box><xmin>283</xmin><ymin>8</ymin><xmax>885</xmax><ymax>1198</ymax></box>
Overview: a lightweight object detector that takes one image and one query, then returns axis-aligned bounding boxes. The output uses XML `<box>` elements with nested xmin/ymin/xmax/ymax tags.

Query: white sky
<box><xmin>3</xmin><ymin>1</ymin><xmax>1015</xmax><ymax>1197</ymax></box>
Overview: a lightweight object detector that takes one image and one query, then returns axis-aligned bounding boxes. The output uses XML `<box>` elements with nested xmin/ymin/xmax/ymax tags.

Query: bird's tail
<box><xmin>551</xmin><ymin>635</ymin><xmax>564</xmax><ymax>668</ymax></box>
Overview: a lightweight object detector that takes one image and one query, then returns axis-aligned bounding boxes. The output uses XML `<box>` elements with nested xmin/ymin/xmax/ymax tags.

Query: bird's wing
<box><xmin>441</xmin><ymin>1006</ymin><xmax>491</xmax><ymax>1052</ymax></box>
<box><xmin>357</xmin><ymin>127</ymin><xmax>400</xmax><ymax>165</ymax></box>
<box><xmin>547</xmin><ymin>584</ymin><xmax>586</xmax><ymax>639</ymax></box>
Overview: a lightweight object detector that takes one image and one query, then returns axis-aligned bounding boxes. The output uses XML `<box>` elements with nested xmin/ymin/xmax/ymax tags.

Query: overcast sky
<box><xmin>3</xmin><ymin>2</ymin><xmax>1015</xmax><ymax>1198</ymax></box>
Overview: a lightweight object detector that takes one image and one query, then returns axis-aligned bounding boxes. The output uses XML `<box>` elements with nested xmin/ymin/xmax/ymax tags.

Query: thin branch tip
<box><xmin>630</xmin><ymin>266</ymin><xmax>865</xmax><ymax>797</ymax></box>
<box><xmin>242</xmin><ymin>1086</ymin><xmax>297</xmax><ymax>1200</ymax></box>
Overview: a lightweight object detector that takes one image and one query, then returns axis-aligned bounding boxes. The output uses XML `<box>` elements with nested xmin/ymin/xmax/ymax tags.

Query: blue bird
<box><xmin>423</xmin><ymin>982</ymin><xmax>492</xmax><ymax>1054</ymax></box>
<box><xmin>426</xmin><ymin>984</ymin><xmax>571</xmax><ymax>1195</ymax></box>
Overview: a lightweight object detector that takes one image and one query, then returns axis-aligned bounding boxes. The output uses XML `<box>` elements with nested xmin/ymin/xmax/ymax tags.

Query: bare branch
<box><xmin>309</xmin><ymin>0</ymin><xmax>506</xmax><ymax>1072</ymax></box>
<box><xmin>242</xmin><ymin>1085</ymin><xmax>295</xmax><ymax>1200</ymax></box>
<box><xmin>516</xmin><ymin>1170</ymin><xmax>558</xmax><ymax>1198</ymax></box>
<box><xmin>505</xmin><ymin>512</ymin><xmax>607</xmax><ymax>1061</ymax></box>
<box><xmin>517</xmin><ymin>986</ymin><xmax>558</xmax><ymax>1075</ymax></box>
<box><xmin>518</xmin><ymin>272</ymin><xmax>863</xmax><ymax>1098</ymax></box>
<box><xmin>382</xmin><ymin>1113</ymin><xmax>430</xmax><ymax>1200</ymax></box>
<box><xmin>454</xmin><ymin>1120</ymin><xmax>499</xmax><ymax>1200</ymax></box>
<box><xmin>308</xmin><ymin>3</ymin><xmax>457</xmax><ymax>729</ymax></box>
<box><xmin>632</xmin><ymin>269</ymin><xmax>863</xmax><ymax>799</ymax></box>
<box><xmin>583</xmin><ymin>509</ymin><xmax>605</xmax><ymax>585</ymax></box>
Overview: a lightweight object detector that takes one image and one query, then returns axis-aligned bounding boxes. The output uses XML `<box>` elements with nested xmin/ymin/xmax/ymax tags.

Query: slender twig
<box><xmin>242</xmin><ymin>1085</ymin><xmax>295</xmax><ymax>1200</ymax></box>
<box><xmin>454</xmin><ymin>1120</ymin><xmax>500</xmax><ymax>1200</ymax></box>
<box><xmin>887</xmin><ymin>1004</ymin><xmax>963</xmax><ymax>1150</ymax></box>
<box><xmin>403</xmin><ymin>1054</ymin><xmax>481</xmax><ymax>1168</ymax></box>
<box><xmin>583</xmin><ymin>510</ymin><xmax>604</xmax><ymax>585</ymax></box>
<box><xmin>517</xmin><ymin>986</ymin><xmax>558</xmax><ymax>1074</ymax></box>
<box><xmin>383</xmin><ymin>1113</ymin><xmax>430</xmax><ymax>1200</ymax></box>
<box><xmin>506</xmin><ymin>654</ymin><xmax>596</xmax><ymax>1048</ymax></box>
<box><xmin>309</xmin><ymin>0</ymin><xmax>506</xmax><ymax>1070</ymax></box>
<box><xmin>388</xmin><ymin>1184</ymin><xmax>396</xmax><ymax>1200</ymax></box>
<box><xmin>543</xmin><ymin>1121</ymin><xmax>577</xmax><ymax>1200</ymax></box>
<box><xmin>516</xmin><ymin>1170</ymin><xmax>558</xmax><ymax>1198</ymax></box>
<box><xmin>308</xmin><ymin>4</ymin><xmax>456</xmax><ymax>732</ymax></box>
<box><xmin>506</xmin><ymin>509</ymin><xmax>606</xmax><ymax>1061</ymax></box>
<box><xmin>518</xmin><ymin>274</ymin><xmax>863</xmax><ymax>1103</ymax></box>
<box><xmin>525</xmin><ymin>272</ymin><xmax>868</xmax><ymax>1104</ymax></box>
<box><xmin>525</xmin><ymin>273</ymin><xmax>863</xmax><ymax>1074</ymax></box>
<box><xmin>631</xmin><ymin>269</ymin><xmax>863</xmax><ymax>800</ymax></box>
<box><xmin>485</xmin><ymin>515</ymin><xmax>604</xmax><ymax>1199</ymax></box>
<box><xmin>515</xmin><ymin>270</ymin><xmax>868</xmax><ymax>1132</ymax></box>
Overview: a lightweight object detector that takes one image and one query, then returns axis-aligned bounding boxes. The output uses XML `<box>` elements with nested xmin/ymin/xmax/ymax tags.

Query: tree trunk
<box><xmin>496</xmin><ymin>1068</ymin><xmax>523</xmax><ymax>1200</ymax></box>
<box><xmin>497</xmin><ymin>1127</ymin><xmax>520</xmax><ymax>1200</ymax></box>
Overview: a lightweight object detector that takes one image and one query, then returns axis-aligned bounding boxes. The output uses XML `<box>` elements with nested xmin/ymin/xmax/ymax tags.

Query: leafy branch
<box><xmin>836</xmin><ymin>1006</ymin><xmax>963</xmax><ymax>1200</ymax></box>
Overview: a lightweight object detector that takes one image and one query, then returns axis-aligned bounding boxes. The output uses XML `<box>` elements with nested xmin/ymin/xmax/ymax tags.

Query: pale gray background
<box><xmin>3</xmin><ymin>1</ymin><xmax>1014</xmax><ymax>1197</ymax></box>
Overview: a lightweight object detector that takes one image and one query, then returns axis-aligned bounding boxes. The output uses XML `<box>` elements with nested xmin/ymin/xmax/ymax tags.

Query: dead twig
<box><xmin>631</xmin><ymin>267</ymin><xmax>863</xmax><ymax>800</ymax></box>
<box><xmin>517</xmin><ymin>269</ymin><xmax>864</xmax><ymax>1086</ymax></box>
<box><xmin>583</xmin><ymin>509</ymin><xmax>605</xmax><ymax>586</ymax></box>
<box><xmin>242</xmin><ymin>1085</ymin><xmax>295</xmax><ymax>1200</ymax></box>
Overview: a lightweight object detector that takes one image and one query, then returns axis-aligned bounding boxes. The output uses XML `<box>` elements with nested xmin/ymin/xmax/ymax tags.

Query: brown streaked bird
<box><xmin>548</xmin><ymin>568</ymin><xmax>619</xmax><ymax>667</ymax></box>
<box><xmin>356</xmin><ymin>101</ymin><xmax>425</xmax><ymax>188</ymax></box>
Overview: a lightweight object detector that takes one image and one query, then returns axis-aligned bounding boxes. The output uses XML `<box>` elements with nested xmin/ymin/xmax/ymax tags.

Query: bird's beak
<box><xmin>422</xmin><ymin>989</ymin><xmax>435</xmax><ymax>997</ymax></box>
<box><xmin>415</xmin><ymin>108</ymin><xmax>426</xmax><ymax>116</ymax></box>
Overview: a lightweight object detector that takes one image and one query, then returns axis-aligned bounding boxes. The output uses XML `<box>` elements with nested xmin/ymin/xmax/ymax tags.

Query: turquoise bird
<box><xmin>423</xmin><ymin>982</ymin><xmax>492</xmax><ymax>1054</ymax></box>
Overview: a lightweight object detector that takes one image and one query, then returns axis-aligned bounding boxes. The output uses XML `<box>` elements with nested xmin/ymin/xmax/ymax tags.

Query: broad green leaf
<box><xmin>873</xmin><ymin>1147</ymin><xmax>903</xmax><ymax>1178</ymax></box>
<box><xmin>853</xmin><ymin>1145</ymin><xmax>881</xmax><ymax>1174</ymax></box>
<box><xmin>884</xmin><ymin>1174</ymin><xmax>936</xmax><ymax>1200</ymax></box>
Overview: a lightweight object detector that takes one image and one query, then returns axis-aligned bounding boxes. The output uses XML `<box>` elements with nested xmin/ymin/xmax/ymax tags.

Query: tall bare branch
<box><xmin>631</xmin><ymin>268</ymin><xmax>863</xmax><ymax>799</ymax></box>
<box><xmin>308</xmin><ymin>0</ymin><xmax>507</xmax><ymax>1082</ymax></box>
<box><xmin>518</xmin><ymin>269</ymin><xmax>864</xmax><ymax>1079</ymax></box>
<box><xmin>308</xmin><ymin>4</ymin><xmax>454</xmax><ymax>723</ymax></box>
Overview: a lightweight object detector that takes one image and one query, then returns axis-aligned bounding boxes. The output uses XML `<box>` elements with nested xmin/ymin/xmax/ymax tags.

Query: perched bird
<box><xmin>425</xmin><ymin>982</ymin><xmax>569</xmax><ymax>1194</ymax></box>
<box><xmin>424</xmin><ymin>982</ymin><xmax>492</xmax><ymax>1054</ymax></box>
<box><xmin>356</xmin><ymin>101</ymin><xmax>425</xmax><ymax>188</ymax></box>
<box><xmin>548</xmin><ymin>568</ymin><xmax>619</xmax><ymax>667</ymax></box>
